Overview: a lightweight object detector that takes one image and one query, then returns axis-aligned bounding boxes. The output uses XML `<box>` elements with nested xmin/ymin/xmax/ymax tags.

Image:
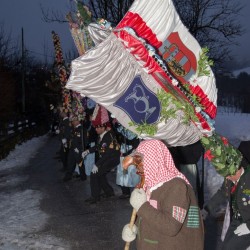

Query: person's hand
<box><xmin>74</xmin><ymin>148</ymin><xmax>79</xmax><ymax>154</ymax></box>
<box><xmin>92</xmin><ymin>165</ymin><xmax>98</xmax><ymax>174</ymax></box>
<box><xmin>201</xmin><ymin>208</ymin><xmax>208</xmax><ymax>220</ymax></box>
<box><xmin>122</xmin><ymin>224</ymin><xmax>137</xmax><ymax>242</ymax></box>
<box><xmin>234</xmin><ymin>223</ymin><xmax>250</xmax><ymax>236</ymax></box>
<box><xmin>62</xmin><ymin>138</ymin><xmax>67</xmax><ymax>148</ymax></box>
<box><xmin>130</xmin><ymin>188</ymin><xmax>147</xmax><ymax>212</ymax></box>
<box><xmin>55</xmin><ymin>129</ymin><xmax>60</xmax><ymax>134</ymax></box>
<box><xmin>82</xmin><ymin>150</ymin><xmax>89</xmax><ymax>159</ymax></box>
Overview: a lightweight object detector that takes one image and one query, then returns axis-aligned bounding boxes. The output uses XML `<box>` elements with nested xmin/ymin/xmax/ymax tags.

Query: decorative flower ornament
<box><xmin>221</xmin><ymin>136</ymin><xmax>229</xmax><ymax>146</ymax></box>
<box><xmin>204</xmin><ymin>150</ymin><xmax>214</xmax><ymax>161</ymax></box>
<box><xmin>172</xmin><ymin>79</ymin><xmax>179</xmax><ymax>86</ymax></box>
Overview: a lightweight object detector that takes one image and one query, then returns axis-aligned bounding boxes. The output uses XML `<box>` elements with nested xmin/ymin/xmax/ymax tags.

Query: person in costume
<box><xmin>82</xmin><ymin>110</ymin><xmax>98</xmax><ymax>176</ymax></box>
<box><xmin>58</xmin><ymin>109</ymin><xmax>72</xmax><ymax>172</ymax></box>
<box><xmin>82</xmin><ymin>105</ymin><xmax>120</xmax><ymax>204</ymax></box>
<box><xmin>63</xmin><ymin>117</ymin><xmax>87</xmax><ymax>182</ymax></box>
<box><xmin>49</xmin><ymin>104</ymin><xmax>59</xmax><ymax>135</ymax></box>
<box><xmin>202</xmin><ymin>140</ymin><xmax>250</xmax><ymax>250</ymax></box>
<box><xmin>122</xmin><ymin>139</ymin><xmax>204</xmax><ymax>250</ymax></box>
<box><xmin>115</xmin><ymin>122</ymin><xmax>140</xmax><ymax>199</ymax></box>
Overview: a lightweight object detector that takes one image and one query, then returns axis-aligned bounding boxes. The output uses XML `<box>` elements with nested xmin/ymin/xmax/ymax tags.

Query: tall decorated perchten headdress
<box><xmin>65</xmin><ymin>0</ymin><xmax>242</xmax><ymax>176</ymax></box>
<box><xmin>91</xmin><ymin>104</ymin><xmax>109</xmax><ymax>128</ymax></box>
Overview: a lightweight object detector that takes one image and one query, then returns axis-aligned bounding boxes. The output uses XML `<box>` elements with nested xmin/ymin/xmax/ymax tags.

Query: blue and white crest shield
<box><xmin>114</xmin><ymin>76</ymin><xmax>161</xmax><ymax>125</ymax></box>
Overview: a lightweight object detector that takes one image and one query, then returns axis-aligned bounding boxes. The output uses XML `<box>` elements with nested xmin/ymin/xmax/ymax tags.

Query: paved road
<box><xmin>26</xmin><ymin>136</ymin><xmax>137</xmax><ymax>250</ymax></box>
<box><xmin>1</xmin><ymin>135</ymin><xmax>224</xmax><ymax>249</ymax></box>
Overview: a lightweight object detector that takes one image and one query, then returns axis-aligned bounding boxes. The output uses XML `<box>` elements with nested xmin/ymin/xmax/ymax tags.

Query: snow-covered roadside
<box><xmin>0</xmin><ymin>190</ymin><xmax>65</xmax><ymax>250</ymax></box>
<box><xmin>0</xmin><ymin>135</ymin><xmax>69</xmax><ymax>250</ymax></box>
<box><xmin>0</xmin><ymin>135</ymin><xmax>48</xmax><ymax>171</ymax></box>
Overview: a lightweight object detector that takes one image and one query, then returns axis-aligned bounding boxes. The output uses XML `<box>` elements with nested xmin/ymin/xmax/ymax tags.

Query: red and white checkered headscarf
<box><xmin>136</xmin><ymin>140</ymin><xmax>190</xmax><ymax>191</ymax></box>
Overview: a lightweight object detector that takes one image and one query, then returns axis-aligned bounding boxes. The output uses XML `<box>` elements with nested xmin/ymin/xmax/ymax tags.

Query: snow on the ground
<box><xmin>0</xmin><ymin>135</ymin><xmax>69</xmax><ymax>250</ymax></box>
<box><xmin>0</xmin><ymin>111</ymin><xmax>250</xmax><ymax>249</ymax></box>
<box><xmin>0</xmin><ymin>190</ymin><xmax>65</xmax><ymax>250</ymax></box>
<box><xmin>0</xmin><ymin>135</ymin><xmax>48</xmax><ymax>171</ymax></box>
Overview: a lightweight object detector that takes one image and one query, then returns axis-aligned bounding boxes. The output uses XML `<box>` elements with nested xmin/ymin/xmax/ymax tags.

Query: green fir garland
<box><xmin>197</xmin><ymin>47</ymin><xmax>214</xmax><ymax>77</ymax></box>
<box><xmin>200</xmin><ymin>133</ymin><xmax>242</xmax><ymax>176</ymax></box>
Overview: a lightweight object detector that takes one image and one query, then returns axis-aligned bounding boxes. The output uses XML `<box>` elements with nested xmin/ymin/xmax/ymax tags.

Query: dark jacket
<box><xmin>59</xmin><ymin>117</ymin><xmax>71</xmax><ymax>145</ymax></box>
<box><xmin>82</xmin><ymin>119</ymin><xmax>98</xmax><ymax>147</ymax></box>
<box><xmin>70</xmin><ymin>124</ymin><xmax>87</xmax><ymax>164</ymax></box>
<box><xmin>205</xmin><ymin>166</ymin><xmax>250</xmax><ymax>230</ymax></box>
<box><xmin>137</xmin><ymin>178</ymin><xmax>204</xmax><ymax>250</ymax></box>
<box><xmin>89</xmin><ymin>130</ymin><xmax>120</xmax><ymax>169</ymax></box>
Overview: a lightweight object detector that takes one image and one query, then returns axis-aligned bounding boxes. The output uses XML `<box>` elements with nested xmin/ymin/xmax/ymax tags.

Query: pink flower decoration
<box><xmin>204</xmin><ymin>150</ymin><xmax>214</xmax><ymax>161</ymax></box>
<box><xmin>221</xmin><ymin>136</ymin><xmax>229</xmax><ymax>145</ymax></box>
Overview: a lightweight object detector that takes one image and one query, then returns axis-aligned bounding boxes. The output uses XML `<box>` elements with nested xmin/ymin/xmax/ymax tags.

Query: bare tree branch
<box><xmin>0</xmin><ymin>22</ymin><xmax>19</xmax><ymax>68</ymax></box>
<box><xmin>40</xmin><ymin>0</ymin><xmax>245</xmax><ymax>69</ymax></box>
<box><xmin>40</xmin><ymin>3</ymin><xmax>73</xmax><ymax>24</ymax></box>
<box><xmin>173</xmin><ymin>0</ymin><xmax>244</xmax><ymax>67</ymax></box>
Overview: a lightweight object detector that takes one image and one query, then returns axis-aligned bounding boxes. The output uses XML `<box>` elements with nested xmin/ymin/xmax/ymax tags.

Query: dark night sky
<box><xmin>0</xmin><ymin>0</ymin><xmax>75</xmax><ymax>62</ymax></box>
<box><xmin>0</xmin><ymin>0</ymin><xmax>250</xmax><ymax>69</ymax></box>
